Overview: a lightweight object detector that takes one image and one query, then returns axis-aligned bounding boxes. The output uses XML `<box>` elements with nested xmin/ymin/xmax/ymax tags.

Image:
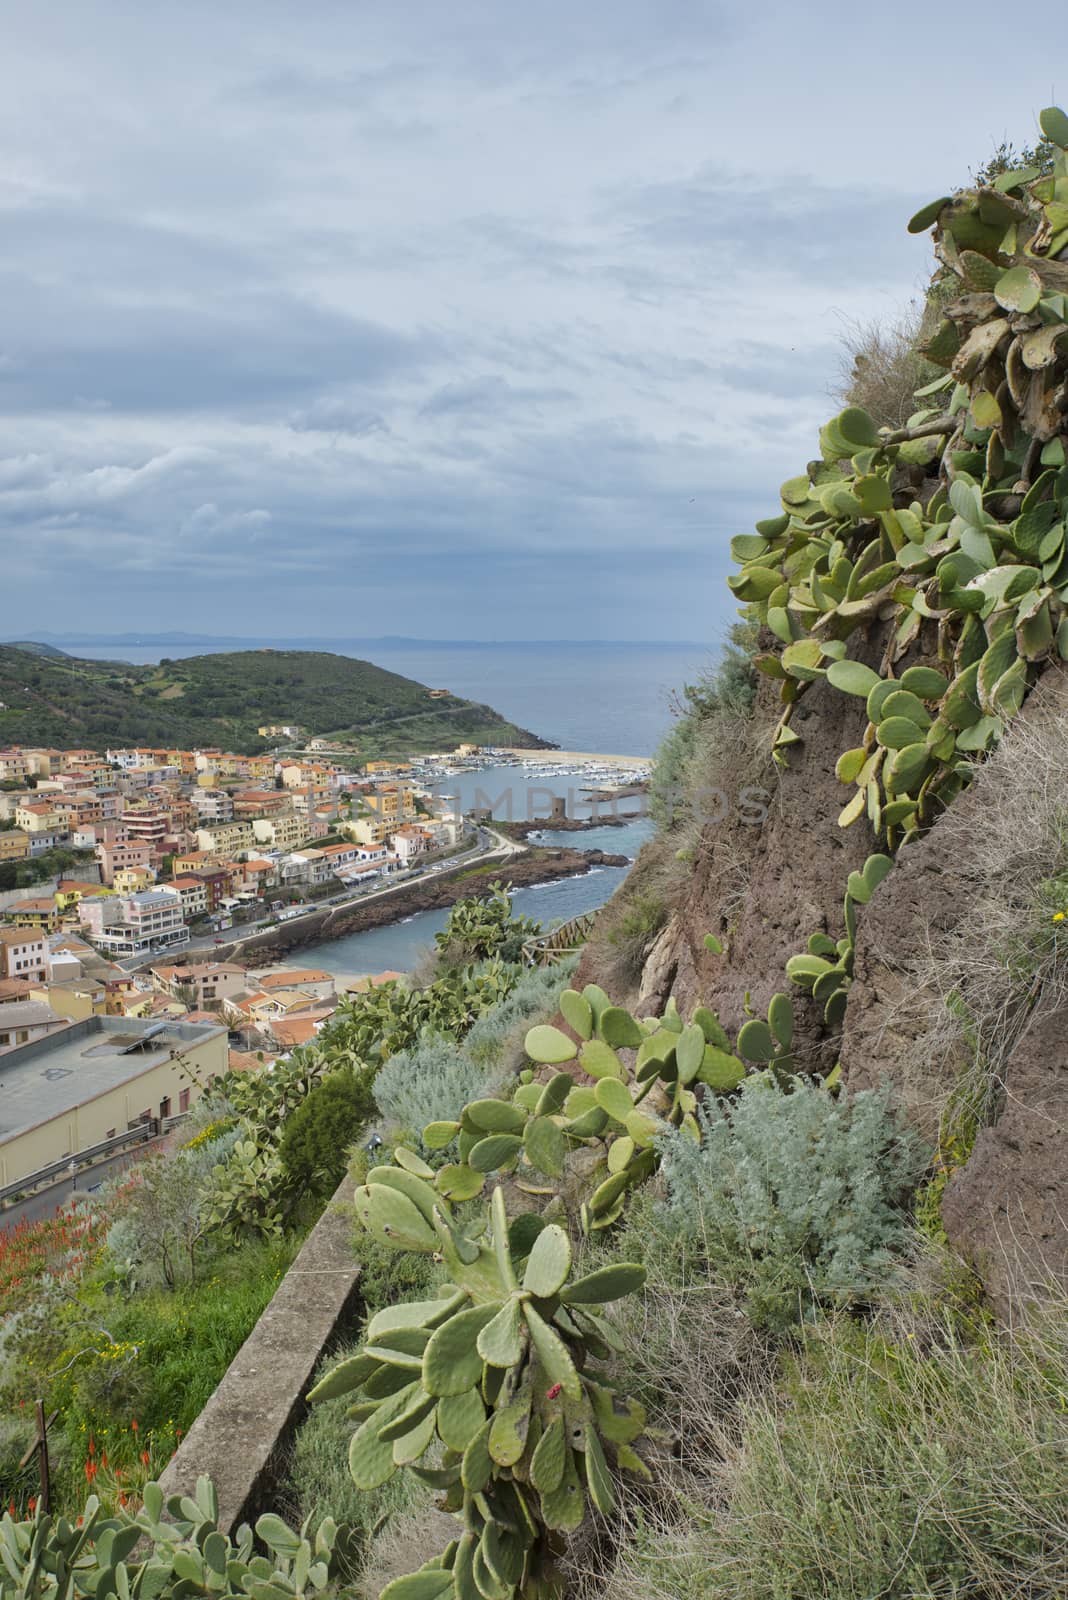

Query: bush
<box><xmin>372</xmin><ymin>961</ymin><xmax>578</xmax><ymax>1151</ymax></box>
<box><xmin>595</xmin><ymin>1294</ymin><xmax>1068</xmax><ymax>1600</ymax></box>
<box><xmin>278</xmin><ymin>1067</ymin><xmax>377</xmax><ymax>1199</ymax></box>
<box><xmin>604</xmin><ymin>894</ymin><xmax>668</xmax><ymax>987</ymax></box>
<box><xmin>461</xmin><ymin>958</ymin><xmax>577</xmax><ymax>1071</ymax></box>
<box><xmin>832</xmin><ymin>301</ymin><xmax>938</xmax><ymax>430</ymax></box>
<box><xmin>104</xmin><ymin>1132</ymin><xmax>240</xmax><ymax>1289</ymax></box>
<box><xmin>658</xmin><ymin>1075</ymin><xmax>925</xmax><ymax>1331</ymax></box>
<box><xmin>372</xmin><ymin>1038</ymin><xmax>490</xmax><ymax>1151</ymax></box>
<box><xmin>648</xmin><ymin>620</ymin><xmax>759</xmax><ymax>833</ymax></box>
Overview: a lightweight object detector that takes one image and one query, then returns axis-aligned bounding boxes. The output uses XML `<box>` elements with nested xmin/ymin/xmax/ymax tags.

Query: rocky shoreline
<box><xmin>495</xmin><ymin>814</ymin><xmax>642</xmax><ymax>839</ymax></box>
<box><xmin>225</xmin><ymin>846</ymin><xmax>629</xmax><ymax>965</ymax></box>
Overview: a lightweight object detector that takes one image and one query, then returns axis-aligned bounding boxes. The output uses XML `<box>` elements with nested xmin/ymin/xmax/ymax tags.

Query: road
<box><xmin>114</xmin><ymin>825</ymin><xmax>527</xmax><ymax>972</ymax></box>
<box><xmin>1</xmin><ymin>1141</ymin><xmax>164</xmax><ymax>1231</ymax></box>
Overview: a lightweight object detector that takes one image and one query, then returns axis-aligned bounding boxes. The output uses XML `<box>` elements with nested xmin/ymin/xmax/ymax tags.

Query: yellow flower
<box><xmin>1054</xmin><ymin>912</ymin><xmax>1065</xmax><ymax>923</ymax></box>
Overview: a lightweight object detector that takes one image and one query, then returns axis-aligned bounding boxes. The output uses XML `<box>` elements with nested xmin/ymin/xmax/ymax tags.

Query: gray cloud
<box><xmin>0</xmin><ymin>0</ymin><xmax>1058</xmax><ymax>639</ymax></box>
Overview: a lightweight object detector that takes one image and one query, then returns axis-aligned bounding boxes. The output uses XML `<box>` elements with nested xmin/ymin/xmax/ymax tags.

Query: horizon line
<box><xmin>9</xmin><ymin>633</ymin><xmax>715</xmax><ymax>650</ymax></box>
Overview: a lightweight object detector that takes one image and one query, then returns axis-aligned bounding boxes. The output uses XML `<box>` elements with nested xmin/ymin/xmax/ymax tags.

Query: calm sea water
<box><xmin>61</xmin><ymin>640</ymin><xmax>715</xmax><ymax>756</ymax></box>
<box><xmin>304</xmin><ymin>816</ymin><xmax>655</xmax><ymax>976</ymax></box>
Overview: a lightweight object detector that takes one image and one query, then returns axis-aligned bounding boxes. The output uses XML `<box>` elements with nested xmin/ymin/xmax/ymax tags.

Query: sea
<box><xmin>305</xmin><ymin>818</ymin><xmax>656</xmax><ymax>976</ymax></box>
<box><xmin>60</xmin><ymin>638</ymin><xmax>707</xmax><ymax>972</ymax></box>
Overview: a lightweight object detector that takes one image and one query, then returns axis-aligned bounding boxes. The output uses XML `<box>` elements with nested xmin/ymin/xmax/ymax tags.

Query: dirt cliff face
<box><xmin>580</xmin><ymin>645</ymin><xmax>1068</xmax><ymax>1318</ymax></box>
<box><xmin>842</xmin><ymin>665</ymin><xmax>1068</xmax><ymax>1315</ymax></box>
<box><xmin>578</xmin><ymin>629</ymin><xmax>885</xmax><ymax>1076</ymax></box>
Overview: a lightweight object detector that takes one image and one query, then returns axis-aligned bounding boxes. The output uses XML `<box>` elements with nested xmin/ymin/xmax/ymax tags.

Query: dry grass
<box><xmin>356</xmin><ymin>1503</ymin><xmax>459</xmax><ymax>1599</ymax></box>
<box><xmin>833</xmin><ymin>301</ymin><xmax>937</xmax><ymax>429</ymax></box>
<box><xmin>580</xmin><ymin>1274</ymin><xmax>1068</xmax><ymax>1600</ymax></box>
<box><xmin>913</xmin><ymin>679</ymin><xmax>1068</xmax><ymax>1140</ymax></box>
<box><xmin>584</xmin><ymin>834</ymin><xmax>678</xmax><ymax>998</ymax></box>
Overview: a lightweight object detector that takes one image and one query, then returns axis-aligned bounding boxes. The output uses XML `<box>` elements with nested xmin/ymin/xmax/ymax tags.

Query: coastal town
<box><xmin>0</xmin><ymin>735</ymin><xmax>647</xmax><ymax>1130</ymax></box>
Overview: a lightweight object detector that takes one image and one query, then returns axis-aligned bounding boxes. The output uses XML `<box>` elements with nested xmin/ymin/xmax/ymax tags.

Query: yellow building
<box><xmin>0</xmin><ymin>831</ymin><xmax>30</xmax><ymax>862</ymax></box>
<box><xmin>113</xmin><ymin>865</ymin><xmax>156</xmax><ymax>896</ymax></box>
<box><xmin>2</xmin><ymin>899</ymin><xmax>59</xmax><ymax>931</ymax></box>
<box><xmin>194</xmin><ymin>821</ymin><xmax>256</xmax><ymax>856</ymax></box>
<box><xmin>54</xmin><ymin>881</ymin><xmax>114</xmax><ymax>914</ymax></box>
<box><xmin>14</xmin><ymin>801</ymin><xmax>64</xmax><ymax>835</ymax></box>
<box><xmin>0</xmin><ymin>1016</ymin><xmax>228</xmax><ymax>1190</ymax></box>
<box><xmin>31</xmin><ymin>982</ymin><xmax>108</xmax><ymax>1022</ymax></box>
<box><xmin>252</xmin><ymin>813</ymin><xmax>309</xmax><ymax>851</ymax></box>
<box><xmin>346</xmin><ymin>816</ymin><xmax>391</xmax><ymax>846</ymax></box>
<box><xmin>364</xmin><ymin>786</ymin><xmax>416</xmax><ymax>825</ymax></box>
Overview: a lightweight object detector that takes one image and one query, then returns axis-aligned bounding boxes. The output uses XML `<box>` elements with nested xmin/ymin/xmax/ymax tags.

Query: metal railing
<box><xmin>0</xmin><ymin>1118</ymin><xmax>182</xmax><ymax>1206</ymax></box>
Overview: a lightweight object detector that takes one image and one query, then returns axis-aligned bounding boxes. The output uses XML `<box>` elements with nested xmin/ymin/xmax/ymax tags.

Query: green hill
<box><xmin>4</xmin><ymin>640</ymin><xmax>71</xmax><ymax>658</ymax></box>
<box><xmin>0</xmin><ymin>647</ymin><xmax>553</xmax><ymax>756</ymax></box>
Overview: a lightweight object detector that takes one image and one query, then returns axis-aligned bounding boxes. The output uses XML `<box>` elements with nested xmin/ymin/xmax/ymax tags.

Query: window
<box><xmin>179</xmin><ymin>1088</ymin><xmax>190</xmax><ymax>1113</ymax></box>
<box><xmin>159</xmin><ymin>1097</ymin><xmax>171</xmax><ymax>1120</ymax></box>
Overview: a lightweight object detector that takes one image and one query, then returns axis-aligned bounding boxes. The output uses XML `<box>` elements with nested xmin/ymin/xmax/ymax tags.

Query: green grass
<box><xmin>0</xmin><ymin>1234</ymin><xmax>299</xmax><ymax>1516</ymax></box>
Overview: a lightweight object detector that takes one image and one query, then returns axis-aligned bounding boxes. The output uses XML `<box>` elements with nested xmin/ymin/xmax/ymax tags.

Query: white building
<box><xmin>80</xmin><ymin>889</ymin><xmax>187</xmax><ymax>958</ymax></box>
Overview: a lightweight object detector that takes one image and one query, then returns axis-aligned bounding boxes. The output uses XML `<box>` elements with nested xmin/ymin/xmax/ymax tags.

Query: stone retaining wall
<box><xmin>158</xmin><ymin>1180</ymin><xmax>360</xmax><ymax>1532</ymax></box>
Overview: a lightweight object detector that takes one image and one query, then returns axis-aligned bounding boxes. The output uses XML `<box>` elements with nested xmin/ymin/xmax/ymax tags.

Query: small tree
<box><xmin>278</xmin><ymin>1067</ymin><xmax>376</xmax><ymax>1199</ymax></box>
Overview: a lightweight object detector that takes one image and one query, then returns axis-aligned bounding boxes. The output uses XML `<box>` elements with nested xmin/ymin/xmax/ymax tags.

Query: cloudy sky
<box><xmin>0</xmin><ymin>2</ymin><xmax>1061</xmax><ymax>642</ymax></box>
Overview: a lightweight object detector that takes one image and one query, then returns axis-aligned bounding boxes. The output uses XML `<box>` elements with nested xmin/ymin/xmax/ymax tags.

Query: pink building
<box><xmin>96</xmin><ymin>839</ymin><xmax>154</xmax><ymax>886</ymax></box>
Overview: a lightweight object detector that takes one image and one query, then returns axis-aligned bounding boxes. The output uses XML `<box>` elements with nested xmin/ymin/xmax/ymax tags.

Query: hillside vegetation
<box><xmin>0</xmin><ymin>645</ymin><xmax>550</xmax><ymax>754</ymax></box>
<box><xmin>4</xmin><ymin>110</ymin><xmax>1068</xmax><ymax>1600</ymax></box>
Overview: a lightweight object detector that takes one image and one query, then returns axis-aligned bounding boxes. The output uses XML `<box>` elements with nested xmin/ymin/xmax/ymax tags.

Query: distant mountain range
<box><xmin>11</xmin><ymin>631</ymin><xmax>705</xmax><ymax>650</ymax></box>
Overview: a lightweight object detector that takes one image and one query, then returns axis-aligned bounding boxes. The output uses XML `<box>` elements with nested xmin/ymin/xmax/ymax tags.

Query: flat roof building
<box><xmin>0</xmin><ymin>1015</ymin><xmax>227</xmax><ymax>1190</ymax></box>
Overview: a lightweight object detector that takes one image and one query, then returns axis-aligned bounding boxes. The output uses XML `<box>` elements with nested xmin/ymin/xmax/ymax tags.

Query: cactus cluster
<box><xmin>786</xmin><ymin>852</ymin><xmax>893</xmax><ymax>1027</ymax></box>
<box><xmin>730</xmin><ymin>107</ymin><xmax>1068</xmax><ymax>852</ymax></box>
<box><xmin>414</xmin><ymin>983</ymin><xmax>756</xmax><ymax>1231</ymax></box>
<box><xmin>311</xmin><ymin>1183</ymin><xmax>647</xmax><ymax>1600</ymax></box>
<box><xmin>0</xmin><ymin>1474</ymin><xmax>352</xmax><ymax>1600</ymax></box>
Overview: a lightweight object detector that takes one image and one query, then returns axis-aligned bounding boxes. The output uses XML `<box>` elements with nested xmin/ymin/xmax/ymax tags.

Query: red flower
<box><xmin>141</xmin><ymin>1450</ymin><xmax>150</xmax><ymax>1466</ymax></box>
<box><xmin>130</xmin><ymin>1418</ymin><xmax>138</xmax><ymax>1433</ymax></box>
<box><xmin>546</xmin><ymin>1383</ymin><xmax>563</xmax><ymax>1400</ymax></box>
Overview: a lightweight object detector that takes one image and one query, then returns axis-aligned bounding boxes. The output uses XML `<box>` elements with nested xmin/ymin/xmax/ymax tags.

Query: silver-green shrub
<box><xmin>462</xmin><ymin>956</ymin><xmax>577</xmax><ymax>1069</ymax></box>
<box><xmin>372</xmin><ymin>1036</ymin><xmax>490</xmax><ymax>1149</ymax></box>
<box><xmin>373</xmin><ymin>961</ymin><xmax>577</xmax><ymax>1151</ymax></box>
<box><xmin>658</xmin><ymin>1075</ymin><xmax>925</xmax><ymax>1330</ymax></box>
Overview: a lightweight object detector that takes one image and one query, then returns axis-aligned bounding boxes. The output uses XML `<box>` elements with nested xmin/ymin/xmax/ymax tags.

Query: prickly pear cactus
<box><xmin>0</xmin><ymin>1474</ymin><xmax>352</xmax><ymax>1600</ymax></box>
<box><xmin>731</xmin><ymin>106</ymin><xmax>1068</xmax><ymax>853</ymax></box>
<box><xmin>784</xmin><ymin>852</ymin><xmax>893</xmax><ymax>1028</ymax></box>
<box><xmin>310</xmin><ymin>1182</ymin><xmax>647</xmax><ymax>1600</ymax></box>
<box><xmin>417</xmin><ymin>983</ymin><xmax>752</xmax><ymax>1231</ymax></box>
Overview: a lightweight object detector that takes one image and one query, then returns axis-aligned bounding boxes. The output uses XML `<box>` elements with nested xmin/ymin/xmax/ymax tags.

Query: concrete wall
<box><xmin>158</xmin><ymin>1181</ymin><xmax>361</xmax><ymax>1532</ymax></box>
